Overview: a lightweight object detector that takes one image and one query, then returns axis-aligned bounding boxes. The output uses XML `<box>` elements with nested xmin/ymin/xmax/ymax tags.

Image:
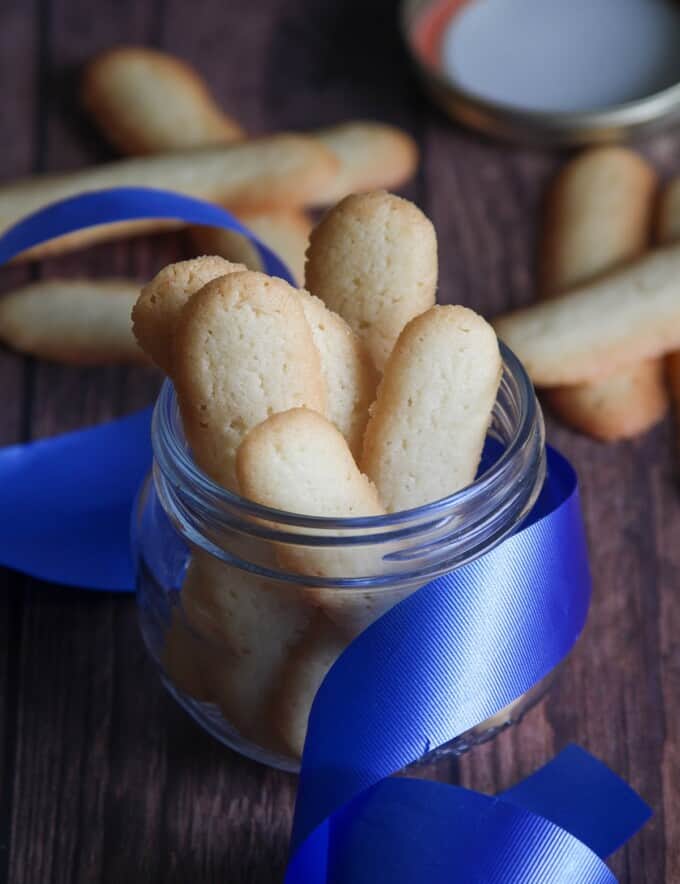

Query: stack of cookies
<box><xmin>495</xmin><ymin>146</ymin><xmax>680</xmax><ymax>445</ymax></box>
<box><xmin>134</xmin><ymin>190</ymin><xmax>502</xmax><ymax>759</ymax></box>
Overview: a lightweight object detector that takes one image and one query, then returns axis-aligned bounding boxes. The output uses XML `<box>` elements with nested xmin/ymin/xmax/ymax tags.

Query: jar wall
<box><xmin>136</xmin><ymin>347</ymin><xmax>549</xmax><ymax>771</ymax></box>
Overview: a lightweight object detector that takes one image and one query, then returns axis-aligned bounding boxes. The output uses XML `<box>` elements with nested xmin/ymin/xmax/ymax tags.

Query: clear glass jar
<box><xmin>134</xmin><ymin>343</ymin><xmax>547</xmax><ymax>772</ymax></box>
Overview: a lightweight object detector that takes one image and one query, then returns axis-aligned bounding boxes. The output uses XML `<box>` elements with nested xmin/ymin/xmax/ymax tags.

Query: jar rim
<box><xmin>152</xmin><ymin>341</ymin><xmax>541</xmax><ymax>531</ymax></box>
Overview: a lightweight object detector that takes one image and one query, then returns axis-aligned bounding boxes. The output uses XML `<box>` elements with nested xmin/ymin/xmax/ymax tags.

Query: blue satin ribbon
<box><xmin>0</xmin><ymin>190</ymin><xmax>650</xmax><ymax>881</ymax></box>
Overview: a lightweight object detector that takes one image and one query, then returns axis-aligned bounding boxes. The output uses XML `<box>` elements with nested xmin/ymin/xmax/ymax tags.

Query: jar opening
<box><xmin>147</xmin><ymin>342</ymin><xmax>546</xmax><ymax>586</ymax></box>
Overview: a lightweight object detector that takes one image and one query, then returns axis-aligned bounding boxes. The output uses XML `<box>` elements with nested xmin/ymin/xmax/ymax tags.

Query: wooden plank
<box><xmin>0</xmin><ymin>0</ymin><xmax>40</xmax><ymax>879</ymax></box>
<box><xmin>5</xmin><ymin>1</ymin><xmax>173</xmax><ymax>882</ymax></box>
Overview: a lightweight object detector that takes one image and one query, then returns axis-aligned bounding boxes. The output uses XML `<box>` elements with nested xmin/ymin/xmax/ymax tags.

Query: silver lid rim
<box><xmin>401</xmin><ymin>0</ymin><xmax>680</xmax><ymax>146</ymax></box>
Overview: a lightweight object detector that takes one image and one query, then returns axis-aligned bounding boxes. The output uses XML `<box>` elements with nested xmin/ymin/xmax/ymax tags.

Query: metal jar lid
<box><xmin>401</xmin><ymin>0</ymin><xmax>680</xmax><ymax>146</ymax></box>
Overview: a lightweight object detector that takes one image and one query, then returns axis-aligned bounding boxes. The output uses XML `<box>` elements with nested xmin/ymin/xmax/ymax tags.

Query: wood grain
<box><xmin>0</xmin><ymin>0</ymin><xmax>678</xmax><ymax>881</ymax></box>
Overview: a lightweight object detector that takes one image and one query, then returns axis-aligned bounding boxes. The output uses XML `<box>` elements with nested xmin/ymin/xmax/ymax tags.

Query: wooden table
<box><xmin>1</xmin><ymin>0</ymin><xmax>678</xmax><ymax>880</ymax></box>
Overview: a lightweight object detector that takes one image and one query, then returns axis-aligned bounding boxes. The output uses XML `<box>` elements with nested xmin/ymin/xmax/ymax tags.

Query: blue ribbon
<box><xmin>0</xmin><ymin>190</ymin><xmax>650</xmax><ymax>881</ymax></box>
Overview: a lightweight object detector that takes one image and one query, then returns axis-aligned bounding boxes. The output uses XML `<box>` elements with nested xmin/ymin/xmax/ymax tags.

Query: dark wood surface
<box><xmin>1</xmin><ymin>1</ymin><xmax>679</xmax><ymax>881</ymax></box>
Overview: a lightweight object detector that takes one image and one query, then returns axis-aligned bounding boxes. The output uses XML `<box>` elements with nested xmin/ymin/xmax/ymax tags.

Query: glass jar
<box><xmin>134</xmin><ymin>343</ymin><xmax>547</xmax><ymax>772</ymax></box>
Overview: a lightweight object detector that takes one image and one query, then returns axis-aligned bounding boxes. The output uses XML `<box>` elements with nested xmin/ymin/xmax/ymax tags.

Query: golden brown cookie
<box><xmin>174</xmin><ymin>272</ymin><xmax>326</xmax><ymax>490</ymax></box>
<box><xmin>305</xmin><ymin>190</ymin><xmax>437</xmax><ymax>371</ymax></box>
<box><xmin>0</xmin><ymin>279</ymin><xmax>146</xmax><ymax>364</ymax></box>
<box><xmin>362</xmin><ymin>305</ymin><xmax>501</xmax><ymax>511</ymax></box>
<box><xmin>132</xmin><ymin>255</ymin><xmax>245</xmax><ymax>375</ymax></box>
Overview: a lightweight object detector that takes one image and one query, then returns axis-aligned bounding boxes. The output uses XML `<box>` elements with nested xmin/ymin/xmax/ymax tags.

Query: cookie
<box><xmin>305</xmin><ymin>190</ymin><xmax>438</xmax><ymax>371</ymax></box>
<box><xmin>4</xmin><ymin>135</ymin><xmax>338</xmax><ymax>261</ymax></box>
<box><xmin>180</xmin><ymin>549</ymin><xmax>312</xmax><ymax>749</ymax></box>
<box><xmin>236</xmin><ymin>408</ymin><xmax>386</xmax><ymax>577</ymax></box>
<box><xmin>546</xmin><ymin>360</ymin><xmax>669</xmax><ymax>442</ymax></box>
<box><xmin>191</xmin><ymin>208</ymin><xmax>312</xmax><ymax>285</ymax></box>
<box><xmin>493</xmin><ymin>246</ymin><xmax>680</xmax><ymax>387</ymax></box>
<box><xmin>539</xmin><ymin>147</ymin><xmax>657</xmax><ymax>296</ymax></box>
<box><xmin>269</xmin><ymin>613</ymin><xmax>348</xmax><ymax>759</ymax></box>
<box><xmin>362</xmin><ymin>305</ymin><xmax>502</xmax><ymax>512</ymax></box>
<box><xmin>132</xmin><ymin>255</ymin><xmax>245</xmax><ymax>375</ymax></box>
<box><xmin>236</xmin><ymin>407</ymin><xmax>385</xmax><ymax>571</ymax></box>
<box><xmin>539</xmin><ymin>147</ymin><xmax>665</xmax><ymax>441</ymax></box>
<box><xmin>311</xmin><ymin>122</ymin><xmax>418</xmax><ymax>206</ymax></box>
<box><xmin>297</xmin><ymin>291</ymin><xmax>378</xmax><ymax>458</ymax></box>
<box><xmin>82</xmin><ymin>46</ymin><xmax>244</xmax><ymax>155</ymax></box>
<box><xmin>0</xmin><ymin>279</ymin><xmax>146</xmax><ymax>364</ymax></box>
<box><xmin>173</xmin><ymin>271</ymin><xmax>326</xmax><ymax>490</ymax></box>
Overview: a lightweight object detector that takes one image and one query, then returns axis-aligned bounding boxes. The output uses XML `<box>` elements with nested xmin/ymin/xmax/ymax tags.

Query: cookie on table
<box><xmin>539</xmin><ymin>147</ymin><xmax>657</xmax><ymax>296</ymax></box>
<box><xmin>133</xmin><ymin>255</ymin><xmax>245</xmax><ymax>375</ymax></box>
<box><xmin>174</xmin><ymin>271</ymin><xmax>326</xmax><ymax>490</ymax></box>
<box><xmin>362</xmin><ymin>305</ymin><xmax>502</xmax><ymax>512</ymax></box>
<box><xmin>312</xmin><ymin>122</ymin><xmax>418</xmax><ymax>206</ymax></box>
<box><xmin>538</xmin><ymin>146</ymin><xmax>665</xmax><ymax>441</ymax></box>
<box><xmin>82</xmin><ymin>46</ymin><xmax>244</xmax><ymax>155</ymax></box>
<box><xmin>0</xmin><ymin>279</ymin><xmax>145</xmax><ymax>365</ymax></box>
<box><xmin>1</xmin><ymin>134</ymin><xmax>339</xmax><ymax>261</ymax></box>
<box><xmin>493</xmin><ymin>247</ymin><xmax>680</xmax><ymax>386</ymax></box>
<box><xmin>305</xmin><ymin>190</ymin><xmax>437</xmax><ymax>371</ymax></box>
<box><xmin>546</xmin><ymin>360</ymin><xmax>668</xmax><ymax>442</ymax></box>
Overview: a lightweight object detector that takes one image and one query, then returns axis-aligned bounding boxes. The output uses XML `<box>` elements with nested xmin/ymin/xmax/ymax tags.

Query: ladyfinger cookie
<box><xmin>539</xmin><ymin>147</ymin><xmax>665</xmax><ymax>441</ymax></box>
<box><xmin>236</xmin><ymin>406</ymin><xmax>387</xmax><ymax>584</ymax></box>
<box><xmin>546</xmin><ymin>360</ymin><xmax>669</xmax><ymax>442</ymax></box>
<box><xmin>173</xmin><ymin>271</ymin><xmax>326</xmax><ymax>490</ymax></box>
<box><xmin>180</xmin><ymin>549</ymin><xmax>312</xmax><ymax>748</ymax></box>
<box><xmin>191</xmin><ymin>209</ymin><xmax>312</xmax><ymax>285</ymax></box>
<box><xmin>132</xmin><ymin>255</ymin><xmax>245</xmax><ymax>375</ymax></box>
<box><xmin>311</xmin><ymin>122</ymin><xmax>418</xmax><ymax>206</ymax></box>
<box><xmin>297</xmin><ymin>292</ymin><xmax>378</xmax><ymax>458</ymax></box>
<box><xmin>82</xmin><ymin>49</ymin><xmax>417</xmax><ymax>203</ymax></box>
<box><xmin>362</xmin><ymin>305</ymin><xmax>502</xmax><ymax>512</ymax></box>
<box><xmin>0</xmin><ymin>279</ymin><xmax>145</xmax><ymax>364</ymax></box>
<box><xmin>82</xmin><ymin>46</ymin><xmax>244</xmax><ymax>155</ymax></box>
<box><xmin>305</xmin><ymin>191</ymin><xmax>437</xmax><ymax>371</ymax></box>
<box><xmin>237</xmin><ymin>407</ymin><xmax>415</xmax><ymax>637</ymax></box>
<box><xmin>236</xmin><ymin>407</ymin><xmax>386</xmax><ymax>575</ymax></box>
<box><xmin>493</xmin><ymin>245</ymin><xmax>680</xmax><ymax>387</ymax></box>
<box><xmin>539</xmin><ymin>148</ymin><xmax>657</xmax><ymax>294</ymax></box>
<box><xmin>4</xmin><ymin>135</ymin><xmax>338</xmax><ymax>261</ymax></box>
<box><xmin>270</xmin><ymin>613</ymin><xmax>348</xmax><ymax>759</ymax></box>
